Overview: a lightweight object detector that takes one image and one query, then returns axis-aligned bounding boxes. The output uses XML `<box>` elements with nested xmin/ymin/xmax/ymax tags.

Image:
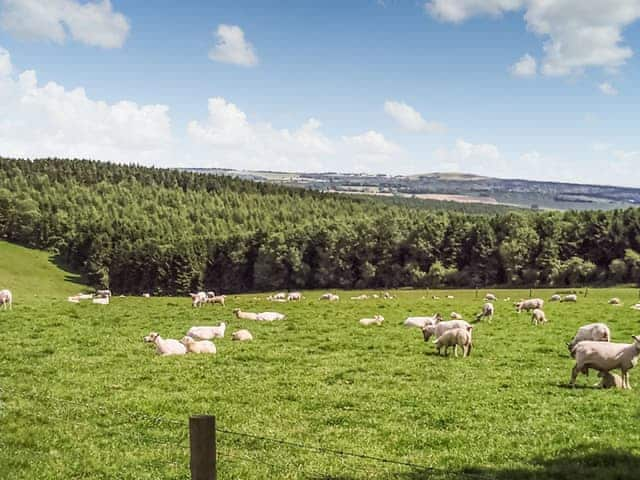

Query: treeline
<box><xmin>2</xmin><ymin>157</ymin><xmax>640</xmax><ymax>294</ymax></box>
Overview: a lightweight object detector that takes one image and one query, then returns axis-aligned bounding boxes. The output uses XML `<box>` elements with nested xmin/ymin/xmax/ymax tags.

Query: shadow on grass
<box><xmin>49</xmin><ymin>254</ymin><xmax>87</xmax><ymax>288</ymax></box>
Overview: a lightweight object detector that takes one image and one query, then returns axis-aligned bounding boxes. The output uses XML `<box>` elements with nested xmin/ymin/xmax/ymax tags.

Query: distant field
<box><xmin>1</xmin><ymin>248</ymin><xmax>640</xmax><ymax>479</ymax></box>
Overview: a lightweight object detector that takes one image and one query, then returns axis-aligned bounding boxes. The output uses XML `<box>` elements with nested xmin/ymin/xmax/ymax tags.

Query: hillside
<box><xmin>0</xmin><ymin>241</ymin><xmax>88</xmax><ymax>299</ymax></box>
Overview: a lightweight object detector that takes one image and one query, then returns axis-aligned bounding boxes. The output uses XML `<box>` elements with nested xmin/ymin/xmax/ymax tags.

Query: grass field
<box><xmin>2</xmin><ymin>242</ymin><xmax>640</xmax><ymax>479</ymax></box>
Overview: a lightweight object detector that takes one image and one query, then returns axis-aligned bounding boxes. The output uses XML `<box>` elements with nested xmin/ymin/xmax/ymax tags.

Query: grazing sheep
<box><xmin>549</xmin><ymin>294</ymin><xmax>561</xmax><ymax>302</ymax></box>
<box><xmin>515</xmin><ymin>298</ymin><xmax>544</xmax><ymax>313</ymax></box>
<box><xmin>233</xmin><ymin>309</ymin><xmax>259</xmax><ymax>320</ymax></box>
<box><xmin>187</xmin><ymin>323</ymin><xmax>226</xmax><ymax>340</ymax></box>
<box><xmin>450</xmin><ymin>312</ymin><xmax>463</xmax><ymax>320</ymax></box>
<box><xmin>598</xmin><ymin>370</ymin><xmax>623</xmax><ymax>389</ymax></box>
<box><xmin>475</xmin><ymin>302</ymin><xmax>494</xmax><ymax>322</ymax></box>
<box><xmin>485</xmin><ymin>293</ymin><xmax>497</xmax><ymax>301</ymax></box>
<box><xmin>567</xmin><ymin>323</ymin><xmax>611</xmax><ymax>355</ymax></box>
<box><xmin>319</xmin><ymin>293</ymin><xmax>339</xmax><ymax>301</ymax></box>
<box><xmin>570</xmin><ymin>336</ymin><xmax>640</xmax><ymax>389</ymax></box>
<box><xmin>232</xmin><ymin>329</ymin><xmax>253</xmax><ymax>341</ymax></box>
<box><xmin>433</xmin><ymin>326</ymin><xmax>473</xmax><ymax>357</ymax></box>
<box><xmin>359</xmin><ymin>315</ymin><xmax>384</xmax><ymax>326</ymax></box>
<box><xmin>180</xmin><ymin>336</ymin><xmax>216</xmax><ymax>354</ymax></box>
<box><xmin>256</xmin><ymin>311</ymin><xmax>286</xmax><ymax>321</ymax></box>
<box><xmin>92</xmin><ymin>297</ymin><xmax>109</xmax><ymax>305</ymax></box>
<box><xmin>206</xmin><ymin>295</ymin><xmax>226</xmax><ymax>306</ymax></box>
<box><xmin>190</xmin><ymin>292</ymin><xmax>207</xmax><ymax>308</ymax></box>
<box><xmin>531</xmin><ymin>308</ymin><xmax>547</xmax><ymax>325</ymax></box>
<box><xmin>403</xmin><ymin>313</ymin><xmax>442</xmax><ymax>329</ymax></box>
<box><xmin>422</xmin><ymin>319</ymin><xmax>471</xmax><ymax>342</ymax></box>
<box><xmin>383</xmin><ymin>291</ymin><xmax>394</xmax><ymax>299</ymax></box>
<box><xmin>609</xmin><ymin>298</ymin><xmax>622</xmax><ymax>305</ymax></box>
<box><xmin>143</xmin><ymin>332</ymin><xmax>186</xmax><ymax>356</ymax></box>
<box><xmin>561</xmin><ymin>294</ymin><xmax>578</xmax><ymax>303</ymax></box>
<box><xmin>287</xmin><ymin>292</ymin><xmax>302</xmax><ymax>301</ymax></box>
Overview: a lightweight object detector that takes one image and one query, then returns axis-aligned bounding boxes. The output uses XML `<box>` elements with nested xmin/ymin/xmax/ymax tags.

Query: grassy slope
<box><xmin>1</xmin><ymin>247</ymin><xmax>640</xmax><ymax>478</ymax></box>
<box><xmin>0</xmin><ymin>240</ymin><xmax>88</xmax><ymax>299</ymax></box>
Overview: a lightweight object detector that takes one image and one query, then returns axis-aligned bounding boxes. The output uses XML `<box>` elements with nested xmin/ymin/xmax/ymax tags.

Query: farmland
<box><xmin>1</xmin><ymin>243</ymin><xmax>640</xmax><ymax>479</ymax></box>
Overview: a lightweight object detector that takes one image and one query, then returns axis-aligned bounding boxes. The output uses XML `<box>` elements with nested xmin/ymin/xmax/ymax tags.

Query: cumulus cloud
<box><xmin>510</xmin><ymin>53</ymin><xmax>537</xmax><ymax>77</ymax></box>
<box><xmin>426</xmin><ymin>0</ymin><xmax>640</xmax><ymax>76</ymax></box>
<box><xmin>208</xmin><ymin>24</ymin><xmax>258</xmax><ymax>67</ymax></box>
<box><xmin>598</xmin><ymin>82</ymin><xmax>618</xmax><ymax>95</ymax></box>
<box><xmin>434</xmin><ymin>139</ymin><xmax>507</xmax><ymax>175</ymax></box>
<box><xmin>383</xmin><ymin>100</ymin><xmax>445</xmax><ymax>133</ymax></box>
<box><xmin>0</xmin><ymin>46</ymin><xmax>172</xmax><ymax>164</ymax></box>
<box><xmin>0</xmin><ymin>0</ymin><xmax>130</xmax><ymax>48</ymax></box>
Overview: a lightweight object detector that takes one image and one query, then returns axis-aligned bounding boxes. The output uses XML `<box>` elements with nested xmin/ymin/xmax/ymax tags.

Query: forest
<box><xmin>2</xmin><ymin>157</ymin><xmax>640</xmax><ymax>294</ymax></box>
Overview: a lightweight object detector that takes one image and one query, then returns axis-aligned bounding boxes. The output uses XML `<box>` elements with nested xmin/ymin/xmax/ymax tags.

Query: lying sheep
<box><xmin>531</xmin><ymin>308</ymin><xmax>547</xmax><ymax>326</ymax></box>
<box><xmin>515</xmin><ymin>298</ymin><xmax>544</xmax><ymax>313</ymax></box>
<box><xmin>570</xmin><ymin>336</ymin><xmax>640</xmax><ymax>389</ymax></box>
<box><xmin>187</xmin><ymin>323</ymin><xmax>226</xmax><ymax>340</ymax></box>
<box><xmin>350</xmin><ymin>294</ymin><xmax>369</xmax><ymax>300</ymax></box>
<box><xmin>549</xmin><ymin>294</ymin><xmax>561</xmax><ymax>302</ymax></box>
<box><xmin>320</xmin><ymin>293</ymin><xmax>340</xmax><ymax>301</ymax></box>
<box><xmin>561</xmin><ymin>294</ymin><xmax>578</xmax><ymax>303</ymax></box>
<box><xmin>450</xmin><ymin>312</ymin><xmax>463</xmax><ymax>320</ymax></box>
<box><xmin>422</xmin><ymin>319</ymin><xmax>471</xmax><ymax>342</ymax></box>
<box><xmin>233</xmin><ymin>309</ymin><xmax>259</xmax><ymax>320</ymax></box>
<box><xmin>143</xmin><ymin>332</ymin><xmax>187</xmax><ymax>356</ymax></box>
<box><xmin>598</xmin><ymin>370</ymin><xmax>623</xmax><ymax>389</ymax></box>
<box><xmin>475</xmin><ymin>302</ymin><xmax>494</xmax><ymax>322</ymax></box>
<box><xmin>445</xmin><ymin>295</ymin><xmax>454</xmax><ymax>299</ymax></box>
<box><xmin>567</xmin><ymin>323</ymin><xmax>611</xmax><ymax>355</ymax></box>
<box><xmin>232</xmin><ymin>329</ymin><xmax>253</xmax><ymax>341</ymax></box>
<box><xmin>256</xmin><ymin>311</ymin><xmax>285</xmax><ymax>321</ymax></box>
<box><xmin>404</xmin><ymin>313</ymin><xmax>442</xmax><ymax>329</ymax></box>
<box><xmin>485</xmin><ymin>293</ymin><xmax>497</xmax><ymax>301</ymax></box>
<box><xmin>433</xmin><ymin>326</ymin><xmax>473</xmax><ymax>357</ymax></box>
<box><xmin>180</xmin><ymin>336</ymin><xmax>217</xmax><ymax>354</ymax></box>
<box><xmin>608</xmin><ymin>298</ymin><xmax>622</xmax><ymax>305</ymax></box>
<box><xmin>359</xmin><ymin>315</ymin><xmax>384</xmax><ymax>326</ymax></box>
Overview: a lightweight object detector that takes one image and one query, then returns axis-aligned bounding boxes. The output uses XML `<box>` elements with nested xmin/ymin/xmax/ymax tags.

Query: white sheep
<box><xmin>256</xmin><ymin>311</ymin><xmax>285</xmax><ymax>321</ymax></box>
<box><xmin>450</xmin><ymin>312</ymin><xmax>463</xmax><ymax>320</ymax></box>
<box><xmin>187</xmin><ymin>323</ymin><xmax>226</xmax><ymax>340</ymax></box>
<box><xmin>350</xmin><ymin>294</ymin><xmax>369</xmax><ymax>300</ymax></box>
<box><xmin>570</xmin><ymin>336</ymin><xmax>640</xmax><ymax>389</ymax></box>
<box><xmin>287</xmin><ymin>292</ymin><xmax>302</xmax><ymax>301</ymax></box>
<box><xmin>190</xmin><ymin>292</ymin><xmax>207</xmax><ymax>308</ymax></box>
<box><xmin>485</xmin><ymin>293</ymin><xmax>497</xmax><ymax>301</ymax></box>
<box><xmin>432</xmin><ymin>295</ymin><xmax>441</xmax><ymax>300</ymax></box>
<box><xmin>142</xmin><ymin>293</ymin><xmax>151</xmax><ymax>298</ymax></box>
<box><xmin>206</xmin><ymin>291</ymin><xmax>216</xmax><ymax>298</ymax></box>
<box><xmin>561</xmin><ymin>294</ymin><xmax>578</xmax><ymax>303</ymax></box>
<box><xmin>531</xmin><ymin>308</ymin><xmax>547</xmax><ymax>325</ymax></box>
<box><xmin>403</xmin><ymin>313</ymin><xmax>442</xmax><ymax>329</ymax></box>
<box><xmin>422</xmin><ymin>319</ymin><xmax>471</xmax><ymax>342</ymax></box>
<box><xmin>433</xmin><ymin>326</ymin><xmax>473</xmax><ymax>357</ymax></box>
<box><xmin>92</xmin><ymin>297</ymin><xmax>109</xmax><ymax>305</ymax></box>
<box><xmin>233</xmin><ymin>309</ymin><xmax>259</xmax><ymax>320</ymax></box>
<box><xmin>143</xmin><ymin>332</ymin><xmax>186</xmax><ymax>356</ymax></box>
<box><xmin>319</xmin><ymin>293</ymin><xmax>339</xmax><ymax>301</ymax></box>
<box><xmin>206</xmin><ymin>295</ymin><xmax>226</xmax><ymax>306</ymax></box>
<box><xmin>359</xmin><ymin>315</ymin><xmax>384</xmax><ymax>326</ymax></box>
<box><xmin>232</xmin><ymin>329</ymin><xmax>253</xmax><ymax>341</ymax></box>
<box><xmin>96</xmin><ymin>289</ymin><xmax>111</xmax><ymax>298</ymax></box>
<box><xmin>475</xmin><ymin>302</ymin><xmax>494</xmax><ymax>322</ymax></box>
<box><xmin>549</xmin><ymin>294</ymin><xmax>561</xmax><ymax>302</ymax></box>
<box><xmin>383</xmin><ymin>291</ymin><xmax>395</xmax><ymax>299</ymax></box>
<box><xmin>515</xmin><ymin>298</ymin><xmax>544</xmax><ymax>313</ymax></box>
<box><xmin>445</xmin><ymin>295</ymin><xmax>454</xmax><ymax>299</ymax></box>
<box><xmin>180</xmin><ymin>336</ymin><xmax>217</xmax><ymax>354</ymax></box>
<box><xmin>567</xmin><ymin>323</ymin><xmax>611</xmax><ymax>355</ymax></box>
<box><xmin>598</xmin><ymin>370</ymin><xmax>623</xmax><ymax>389</ymax></box>
<box><xmin>608</xmin><ymin>298</ymin><xmax>622</xmax><ymax>305</ymax></box>
<box><xmin>67</xmin><ymin>296</ymin><xmax>80</xmax><ymax>303</ymax></box>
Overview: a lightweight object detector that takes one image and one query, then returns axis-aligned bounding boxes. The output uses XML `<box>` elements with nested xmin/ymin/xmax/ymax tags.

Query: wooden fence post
<box><xmin>190</xmin><ymin>415</ymin><xmax>216</xmax><ymax>480</ymax></box>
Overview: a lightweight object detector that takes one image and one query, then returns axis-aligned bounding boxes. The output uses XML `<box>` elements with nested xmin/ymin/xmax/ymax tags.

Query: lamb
<box><xmin>287</xmin><ymin>292</ymin><xmax>302</xmax><ymax>301</ymax></box>
<box><xmin>608</xmin><ymin>298</ymin><xmax>622</xmax><ymax>305</ymax></box>
<box><xmin>180</xmin><ymin>336</ymin><xmax>217</xmax><ymax>354</ymax></box>
<box><xmin>485</xmin><ymin>293</ymin><xmax>497</xmax><ymax>301</ymax></box>
<box><xmin>256</xmin><ymin>311</ymin><xmax>285</xmax><ymax>321</ymax></box>
<box><xmin>233</xmin><ymin>309</ymin><xmax>259</xmax><ymax>320</ymax></box>
<box><xmin>549</xmin><ymin>294</ymin><xmax>561</xmax><ymax>302</ymax></box>
<box><xmin>232</xmin><ymin>329</ymin><xmax>253</xmax><ymax>341</ymax></box>
<box><xmin>143</xmin><ymin>332</ymin><xmax>186</xmax><ymax>356</ymax></box>
<box><xmin>422</xmin><ymin>319</ymin><xmax>472</xmax><ymax>342</ymax></box>
<box><xmin>475</xmin><ymin>302</ymin><xmax>494</xmax><ymax>322</ymax></box>
<box><xmin>190</xmin><ymin>292</ymin><xmax>207</xmax><ymax>308</ymax></box>
<box><xmin>206</xmin><ymin>295</ymin><xmax>226</xmax><ymax>306</ymax></box>
<box><xmin>567</xmin><ymin>323</ymin><xmax>611</xmax><ymax>355</ymax></box>
<box><xmin>403</xmin><ymin>313</ymin><xmax>442</xmax><ymax>329</ymax></box>
<box><xmin>319</xmin><ymin>293</ymin><xmax>339</xmax><ymax>301</ymax></box>
<box><xmin>598</xmin><ymin>370</ymin><xmax>623</xmax><ymax>389</ymax></box>
<box><xmin>515</xmin><ymin>298</ymin><xmax>544</xmax><ymax>313</ymax></box>
<box><xmin>569</xmin><ymin>336</ymin><xmax>640</xmax><ymax>389</ymax></box>
<box><xmin>187</xmin><ymin>323</ymin><xmax>226</xmax><ymax>340</ymax></box>
<box><xmin>450</xmin><ymin>312</ymin><xmax>463</xmax><ymax>320</ymax></box>
<box><xmin>359</xmin><ymin>315</ymin><xmax>384</xmax><ymax>326</ymax></box>
<box><xmin>433</xmin><ymin>326</ymin><xmax>473</xmax><ymax>357</ymax></box>
<box><xmin>561</xmin><ymin>294</ymin><xmax>578</xmax><ymax>303</ymax></box>
<box><xmin>531</xmin><ymin>308</ymin><xmax>547</xmax><ymax>325</ymax></box>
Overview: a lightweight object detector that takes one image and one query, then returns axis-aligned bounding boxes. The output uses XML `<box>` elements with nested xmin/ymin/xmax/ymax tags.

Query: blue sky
<box><xmin>0</xmin><ymin>0</ymin><xmax>639</xmax><ymax>186</ymax></box>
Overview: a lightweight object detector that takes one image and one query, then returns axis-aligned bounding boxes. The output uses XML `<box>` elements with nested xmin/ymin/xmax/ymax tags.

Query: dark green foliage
<box><xmin>2</xmin><ymin>157</ymin><xmax>640</xmax><ymax>293</ymax></box>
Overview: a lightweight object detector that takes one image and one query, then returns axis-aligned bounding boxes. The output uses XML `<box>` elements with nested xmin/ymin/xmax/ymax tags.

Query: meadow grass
<box><xmin>1</xmin><ymin>244</ymin><xmax>640</xmax><ymax>479</ymax></box>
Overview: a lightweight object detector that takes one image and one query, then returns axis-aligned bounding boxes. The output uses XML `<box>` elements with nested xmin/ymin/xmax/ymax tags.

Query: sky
<box><xmin>0</xmin><ymin>0</ymin><xmax>639</xmax><ymax>187</ymax></box>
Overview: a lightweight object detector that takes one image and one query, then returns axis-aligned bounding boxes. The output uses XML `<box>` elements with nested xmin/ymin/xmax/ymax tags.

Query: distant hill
<box><xmin>182</xmin><ymin>168</ymin><xmax>640</xmax><ymax>211</ymax></box>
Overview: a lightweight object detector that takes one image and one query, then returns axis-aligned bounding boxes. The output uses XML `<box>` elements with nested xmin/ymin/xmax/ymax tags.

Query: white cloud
<box><xmin>433</xmin><ymin>139</ymin><xmax>508</xmax><ymax>175</ymax></box>
<box><xmin>426</xmin><ymin>0</ymin><xmax>640</xmax><ymax>76</ymax></box>
<box><xmin>598</xmin><ymin>82</ymin><xmax>618</xmax><ymax>95</ymax></box>
<box><xmin>383</xmin><ymin>100</ymin><xmax>445</xmax><ymax>133</ymax></box>
<box><xmin>0</xmin><ymin>0</ymin><xmax>130</xmax><ymax>48</ymax></box>
<box><xmin>208</xmin><ymin>24</ymin><xmax>258</xmax><ymax>67</ymax></box>
<box><xmin>510</xmin><ymin>53</ymin><xmax>537</xmax><ymax>77</ymax></box>
<box><xmin>0</xmin><ymin>46</ymin><xmax>172</xmax><ymax>164</ymax></box>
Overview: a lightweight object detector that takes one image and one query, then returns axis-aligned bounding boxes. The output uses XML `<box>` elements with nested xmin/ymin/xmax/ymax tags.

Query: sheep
<box><xmin>569</xmin><ymin>336</ymin><xmax>640</xmax><ymax>389</ymax></box>
<box><xmin>206</xmin><ymin>295</ymin><xmax>226</xmax><ymax>306</ymax></box>
<box><xmin>256</xmin><ymin>311</ymin><xmax>285</xmax><ymax>321</ymax></box>
<box><xmin>96</xmin><ymin>289</ymin><xmax>111</xmax><ymax>298</ymax></box>
<box><xmin>383</xmin><ymin>291</ymin><xmax>395</xmax><ymax>299</ymax></box>
<box><xmin>608</xmin><ymin>298</ymin><xmax>622</xmax><ymax>305</ymax></box>
<box><xmin>450</xmin><ymin>312</ymin><xmax>463</xmax><ymax>320</ymax></box>
<box><xmin>433</xmin><ymin>326</ymin><xmax>473</xmax><ymax>357</ymax></box>
<box><xmin>359</xmin><ymin>315</ymin><xmax>384</xmax><ymax>326</ymax></box>
<box><xmin>485</xmin><ymin>293</ymin><xmax>497</xmax><ymax>301</ymax></box>
<box><xmin>530</xmin><ymin>308</ymin><xmax>547</xmax><ymax>325</ymax></box>
<box><xmin>515</xmin><ymin>298</ymin><xmax>544</xmax><ymax>313</ymax></box>
<box><xmin>549</xmin><ymin>294</ymin><xmax>561</xmax><ymax>302</ymax></box>
<box><xmin>233</xmin><ymin>309</ymin><xmax>259</xmax><ymax>320</ymax></box>
<box><xmin>632</xmin><ymin>304</ymin><xmax>640</xmax><ymax>311</ymax></box>
<box><xmin>350</xmin><ymin>294</ymin><xmax>369</xmax><ymax>300</ymax></box>
<box><xmin>206</xmin><ymin>291</ymin><xmax>216</xmax><ymax>298</ymax></box>
<box><xmin>561</xmin><ymin>294</ymin><xmax>578</xmax><ymax>303</ymax></box>
<box><xmin>422</xmin><ymin>319</ymin><xmax>472</xmax><ymax>342</ymax></box>
<box><xmin>319</xmin><ymin>293</ymin><xmax>339</xmax><ymax>301</ymax></box>
<box><xmin>567</xmin><ymin>323</ymin><xmax>611</xmax><ymax>355</ymax></box>
<box><xmin>403</xmin><ymin>313</ymin><xmax>442</xmax><ymax>329</ymax></box>
<box><xmin>67</xmin><ymin>296</ymin><xmax>80</xmax><ymax>303</ymax></box>
<box><xmin>76</xmin><ymin>293</ymin><xmax>94</xmax><ymax>300</ymax></box>
<box><xmin>180</xmin><ymin>336</ymin><xmax>217</xmax><ymax>354</ymax></box>
<box><xmin>598</xmin><ymin>370</ymin><xmax>623</xmax><ymax>389</ymax></box>
<box><xmin>143</xmin><ymin>293</ymin><xmax>151</xmax><ymax>298</ymax></box>
<box><xmin>143</xmin><ymin>332</ymin><xmax>187</xmax><ymax>356</ymax></box>
<box><xmin>287</xmin><ymin>292</ymin><xmax>302</xmax><ymax>301</ymax></box>
<box><xmin>190</xmin><ymin>292</ymin><xmax>207</xmax><ymax>308</ymax></box>
<box><xmin>232</xmin><ymin>329</ymin><xmax>253</xmax><ymax>341</ymax></box>
<box><xmin>187</xmin><ymin>323</ymin><xmax>226</xmax><ymax>340</ymax></box>
<box><xmin>445</xmin><ymin>295</ymin><xmax>454</xmax><ymax>300</ymax></box>
<box><xmin>432</xmin><ymin>295</ymin><xmax>441</xmax><ymax>300</ymax></box>
<box><xmin>475</xmin><ymin>302</ymin><xmax>494</xmax><ymax>322</ymax></box>
<box><xmin>92</xmin><ymin>297</ymin><xmax>109</xmax><ymax>305</ymax></box>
